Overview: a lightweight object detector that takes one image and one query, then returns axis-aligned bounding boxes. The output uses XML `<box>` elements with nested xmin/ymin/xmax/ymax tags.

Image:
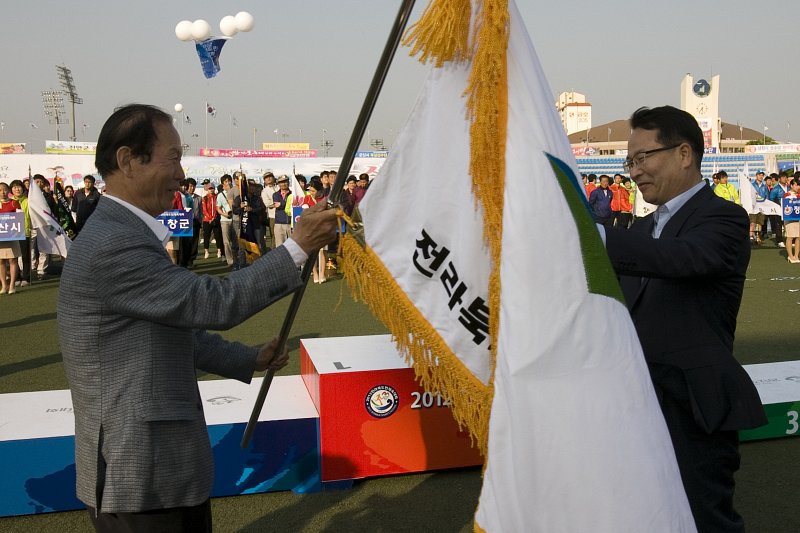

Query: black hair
<box><xmin>83</xmin><ymin>174</ymin><xmax>96</xmax><ymax>184</ymax></box>
<box><xmin>629</xmin><ymin>106</ymin><xmax>704</xmax><ymax>172</ymax></box>
<box><xmin>184</xmin><ymin>178</ymin><xmax>197</xmax><ymax>187</ymax></box>
<box><xmin>95</xmin><ymin>104</ymin><xmax>173</xmax><ymax>177</ymax></box>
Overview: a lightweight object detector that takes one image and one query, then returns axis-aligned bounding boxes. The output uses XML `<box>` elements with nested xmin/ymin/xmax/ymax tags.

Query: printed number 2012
<box><xmin>787</xmin><ymin>411</ymin><xmax>799</xmax><ymax>435</ymax></box>
<box><xmin>410</xmin><ymin>392</ymin><xmax>450</xmax><ymax>409</ymax></box>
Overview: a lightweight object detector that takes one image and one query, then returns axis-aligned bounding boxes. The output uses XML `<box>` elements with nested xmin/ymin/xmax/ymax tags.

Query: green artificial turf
<box><xmin>1</xmin><ymin>242</ymin><xmax>799</xmax><ymax>532</ymax></box>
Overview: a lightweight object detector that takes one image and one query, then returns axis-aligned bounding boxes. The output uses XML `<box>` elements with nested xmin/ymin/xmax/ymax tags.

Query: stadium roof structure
<box><xmin>568</xmin><ymin>119</ymin><xmax>765</xmax><ymax>144</ymax></box>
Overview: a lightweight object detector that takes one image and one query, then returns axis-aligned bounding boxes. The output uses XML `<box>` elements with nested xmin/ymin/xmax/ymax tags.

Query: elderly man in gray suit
<box><xmin>58</xmin><ymin>104</ymin><xmax>338</xmax><ymax>532</ymax></box>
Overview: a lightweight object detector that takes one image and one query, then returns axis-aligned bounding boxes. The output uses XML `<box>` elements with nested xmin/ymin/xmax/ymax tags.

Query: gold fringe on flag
<box><xmin>339</xmin><ymin>228</ymin><xmax>492</xmax><ymax>449</ymax></box>
<box><xmin>402</xmin><ymin>0</ymin><xmax>472</xmax><ymax>67</ymax></box>
<box><xmin>339</xmin><ymin>0</ymin><xmax>509</xmax><ymax>454</ymax></box>
<box><xmin>464</xmin><ymin>0</ymin><xmax>509</xmax><ymax>394</ymax></box>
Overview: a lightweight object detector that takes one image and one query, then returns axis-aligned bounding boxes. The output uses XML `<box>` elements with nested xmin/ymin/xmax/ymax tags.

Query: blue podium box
<box><xmin>0</xmin><ymin>376</ymin><xmax>321</xmax><ymax>517</ymax></box>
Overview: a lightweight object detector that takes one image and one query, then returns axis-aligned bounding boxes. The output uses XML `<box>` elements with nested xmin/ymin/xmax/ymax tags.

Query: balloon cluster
<box><xmin>175</xmin><ymin>12</ymin><xmax>255</xmax><ymax>42</ymax></box>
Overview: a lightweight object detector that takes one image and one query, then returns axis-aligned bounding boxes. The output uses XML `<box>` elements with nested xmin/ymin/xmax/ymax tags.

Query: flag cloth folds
<box><xmin>28</xmin><ymin>179</ymin><xmax>71</xmax><ymax>257</ymax></box>
<box><xmin>235</xmin><ymin>174</ymin><xmax>261</xmax><ymax>264</ymax></box>
<box><xmin>339</xmin><ymin>0</ymin><xmax>696</xmax><ymax>531</ymax></box>
<box><xmin>195</xmin><ymin>38</ymin><xmax>228</xmax><ymax>79</ymax></box>
<box><xmin>739</xmin><ymin>165</ymin><xmax>781</xmax><ymax>216</ymax></box>
<box><xmin>53</xmin><ymin>178</ymin><xmax>78</xmax><ymax>239</ymax></box>
<box><xmin>288</xmin><ymin>172</ymin><xmax>307</xmax><ymax>228</ymax></box>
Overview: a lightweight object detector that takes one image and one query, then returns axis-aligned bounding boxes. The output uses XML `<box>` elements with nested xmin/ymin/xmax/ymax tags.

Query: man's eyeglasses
<box><xmin>622</xmin><ymin>145</ymin><xmax>681</xmax><ymax>173</ymax></box>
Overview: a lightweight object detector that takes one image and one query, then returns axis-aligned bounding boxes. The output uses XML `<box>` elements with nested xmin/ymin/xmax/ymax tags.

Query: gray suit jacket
<box><xmin>58</xmin><ymin>197</ymin><xmax>301</xmax><ymax>513</ymax></box>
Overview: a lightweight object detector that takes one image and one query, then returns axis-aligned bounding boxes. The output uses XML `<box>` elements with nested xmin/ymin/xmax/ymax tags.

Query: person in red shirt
<box><xmin>303</xmin><ymin>178</ymin><xmax>328</xmax><ymax>284</ymax></box>
<box><xmin>585</xmin><ymin>174</ymin><xmax>597</xmax><ymax>197</ymax></box>
<box><xmin>609</xmin><ymin>174</ymin><xmax>633</xmax><ymax>228</ymax></box>
<box><xmin>0</xmin><ymin>182</ymin><xmax>22</xmax><ymax>293</ymax></box>
<box><xmin>609</xmin><ymin>174</ymin><xmax>623</xmax><ymax>226</ymax></box>
<box><xmin>200</xmin><ymin>181</ymin><xmax>223</xmax><ymax>260</ymax></box>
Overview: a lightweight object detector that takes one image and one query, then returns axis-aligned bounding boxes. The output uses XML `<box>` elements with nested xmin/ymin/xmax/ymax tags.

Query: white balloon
<box><xmin>219</xmin><ymin>15</ymin><xmax>238</xmax><ymax>37</ymax></box>
<box><xmin>174</xmin><ymin>103</ymin><xmax>183</xmax><ymax>113</ymax></box>
<box><xmin>175</xmin><ymin>20</ymin><xmax>193</xmax><ymax>41</ymax></box>
<box><xmin>234</xmin><ymin>11</ymin><xmax>255</xmax><ymax>32</ymax></box>
<box><xmin>191</xmin><ymin>19</ymin><xmax>212</xmax><ymax>41</ymax></box>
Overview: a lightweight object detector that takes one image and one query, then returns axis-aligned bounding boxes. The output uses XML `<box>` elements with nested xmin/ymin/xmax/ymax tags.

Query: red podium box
<box><xmin>301</xmin><ymin>334</ymin><xmax>483</xmax><ymax>482</ymax></box>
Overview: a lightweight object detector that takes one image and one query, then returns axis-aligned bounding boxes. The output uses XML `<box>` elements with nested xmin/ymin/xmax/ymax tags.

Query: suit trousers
<box><xmin>30</xmin><ymin>229</ymin><xmax>50</xmax><ymax>275</ymax></box>
<box><xmin>87</xmin><ymin>499</ymin><xmax>211</xmax><ymax>533</ymax></box>
<box><xmin>653</xmin><ymin>363</ymin><xmax>743</xmax><ymax>533</ymax></box>
<box><xmin>768</xmin><ymin>214</ymin><xmax>783</xmax><ymax>243</ymax></box>
<box><xmin>274</xmin><ymin>223</ymin><xmax>291</xmax><ymax>247</ymax></box>
<box><xmin>178</xmin><ymin>221</ymin><xmax>202</xmax><ymax>267</ymax></box>
<box><xmin>202</xmin><ymin>219</ymin><xmax>223</xmax><ymax>253</ymax></box>
<box><xmin>268</xmin><ymin>217</ymin><xmax>275</xmax><ymax>250</ymax></box>
<box><xmin>219</xmin><ymin>218</ymin><xmax>239</xmax><ymax>267</ymax></box>
<box><xmin>17</xmin><ymin>237</ymin><xmax>31</xmax><ymax>282</ymax></box>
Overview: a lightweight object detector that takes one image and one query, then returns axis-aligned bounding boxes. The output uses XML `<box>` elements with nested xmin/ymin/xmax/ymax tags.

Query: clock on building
<box><xmin>696</xmin><ymin>103</ymin><xmax>708</xmax><ymax>116</ymax></box>
<box><xmin>693</xmin><ymin>79</ymin><xmax>711</xmax><ymax>97</ymax></box>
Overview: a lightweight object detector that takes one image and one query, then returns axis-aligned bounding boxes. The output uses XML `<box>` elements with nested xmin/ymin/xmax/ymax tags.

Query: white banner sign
<box><xmin>45</xmin><ymin>140</ymin><xmax>97</xmax><ymax>155</ymax></box>
<box><xmin>0</xmin><ymin>155</ymin><xmax>387</xmax><ymax>189</ymax></box>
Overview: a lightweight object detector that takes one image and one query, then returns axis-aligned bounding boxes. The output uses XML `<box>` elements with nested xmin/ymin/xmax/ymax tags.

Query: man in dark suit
<box><xmin>604</xmin><ymin>106</ymin><xmax>766</xmax><ymax>533</ymax></box>
<box><xmin>58</xmin><ymin>104</ymin><xmax>337</xmax><ymax>532</ymax></box>
<box><xmin>73</xmin><ymin>174</ymin><xmax>101</xmax><ymax>232</ymax></box>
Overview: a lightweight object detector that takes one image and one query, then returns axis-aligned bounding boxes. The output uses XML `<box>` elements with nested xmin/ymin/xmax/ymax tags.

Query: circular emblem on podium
<box><xmin>785</xmin><ymin>205</ymin><xmax>793</xmax><ymax>216</ymax></box>
<box><xmin>693</xmin><ymin>79</ymin><xmax>711</xmax><ymax>97</ymax></box>
<box><xmin>365</xmin><ymin>385</ymin><xmax>399</xmax><ymax>418</ymax></box>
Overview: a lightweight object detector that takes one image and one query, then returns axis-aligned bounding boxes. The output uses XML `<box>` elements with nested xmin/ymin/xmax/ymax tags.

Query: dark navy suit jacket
<box><xmin>606</xmin><ymin>185</ymin><xmax>766</xmax><ymax>433</ymax></box>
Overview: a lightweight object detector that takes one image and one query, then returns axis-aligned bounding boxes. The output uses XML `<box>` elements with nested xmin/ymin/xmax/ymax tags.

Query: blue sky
<box><xmin>1</xmin><ymin>0</ymin><xmax>797</xmax><ymax>153</ymax></box>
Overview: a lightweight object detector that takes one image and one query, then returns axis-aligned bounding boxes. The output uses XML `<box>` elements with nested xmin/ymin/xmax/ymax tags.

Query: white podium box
<box><xmin>0</xmin><ymin>375</ymin><xmax>321</xmax><ymax>517</ymax></box>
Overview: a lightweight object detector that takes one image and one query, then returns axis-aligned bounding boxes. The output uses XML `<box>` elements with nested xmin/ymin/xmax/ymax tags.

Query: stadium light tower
<box><xmin>42</xmin><ymin>90</ymin><xmax>67</xmax><ymax>141</ymax></box>
<box><xmin>56</xmin><ymin>64</ymin><xmax>83</xmax><ymax>141</ymax></box>
<box><xmin>321</xmin><ymin>128</ymin><xmax>334</xmax><ymax>156</ymax></box>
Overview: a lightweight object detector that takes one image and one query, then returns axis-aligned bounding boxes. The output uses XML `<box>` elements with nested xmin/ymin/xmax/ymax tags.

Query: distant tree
<box><xmin>746</xmin><ymin>136</ymin><xmax>779</xmax><ymax>145</ymax></box>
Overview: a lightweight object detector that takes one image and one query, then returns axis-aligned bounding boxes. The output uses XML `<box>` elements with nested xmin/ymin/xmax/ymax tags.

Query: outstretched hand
<box><xmin>255</xmin><ymin>336</ymin><xmax>290</xmax><ymax>372</ymax></box>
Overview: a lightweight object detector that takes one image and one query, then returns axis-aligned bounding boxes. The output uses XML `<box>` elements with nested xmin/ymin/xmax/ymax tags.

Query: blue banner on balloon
<box><xmin>195</xmin><ymin>38</ymin><xmax>228</xmax><ymax>79</ymax></box>
<box><xmin>157</xmin><ymin>209</ymin><xmax>193</xmax><ymax>236</ymax></box>
<box><xmin>0</xmin><ymin>212</ymin><xmax>25</xmax><ymax>241</ymax></box>
<box><xmin>783</xmin><ymin>197</ymin><xmax>800</xmax><ymax>222</ymax></box>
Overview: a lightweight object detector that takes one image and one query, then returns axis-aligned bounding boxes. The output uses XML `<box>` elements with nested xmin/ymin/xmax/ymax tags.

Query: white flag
<box><xmin>341</xmin><ymin>1</ymin><xmax>695</xmax><ymax>531</ymax></box>
<box><xmin>739</xmin><ymin>165</ymin><xmax>781</xmax><ymax>216</ymax></box>
<box><xmin>28</xmin><ymin>179</ymin><xmax>71</xmax><ymax>257</ymax></box>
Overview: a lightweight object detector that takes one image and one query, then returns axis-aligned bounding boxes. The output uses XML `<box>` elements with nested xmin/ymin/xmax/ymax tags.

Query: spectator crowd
<box><xmin>583</xmin><ymin>169</ymin><xmax>800</xmax><ymax>262</ymax></box>
<box><xmin>0</xmin><ymin>168</ymin><xmax>374</xmax><ymax>293</ymax></box>
<box><xmin>3</xmin><ymin>163</ymin><xmax>798</xmax><ymax>294</ymax></box>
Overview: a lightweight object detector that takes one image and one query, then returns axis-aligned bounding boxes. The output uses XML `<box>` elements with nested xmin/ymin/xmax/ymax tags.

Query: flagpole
<box><xmin>205</xmin><ymin>102</ymin><xmax>209</xmax><ymax>150</ymax></box>
<box><xmin>328</xmin><ymin>0</ymin><xmax>416</xmax><ymax>205</ymax></box>
<box><xmin>28</xmin><ymin>165</ymin><xmax>34</xmax><ymax>286</ymax></box>
<box><xmin>240</xmin><ymin>0</ymin><xmax>417</xmax><ymax>449</ymax></box>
